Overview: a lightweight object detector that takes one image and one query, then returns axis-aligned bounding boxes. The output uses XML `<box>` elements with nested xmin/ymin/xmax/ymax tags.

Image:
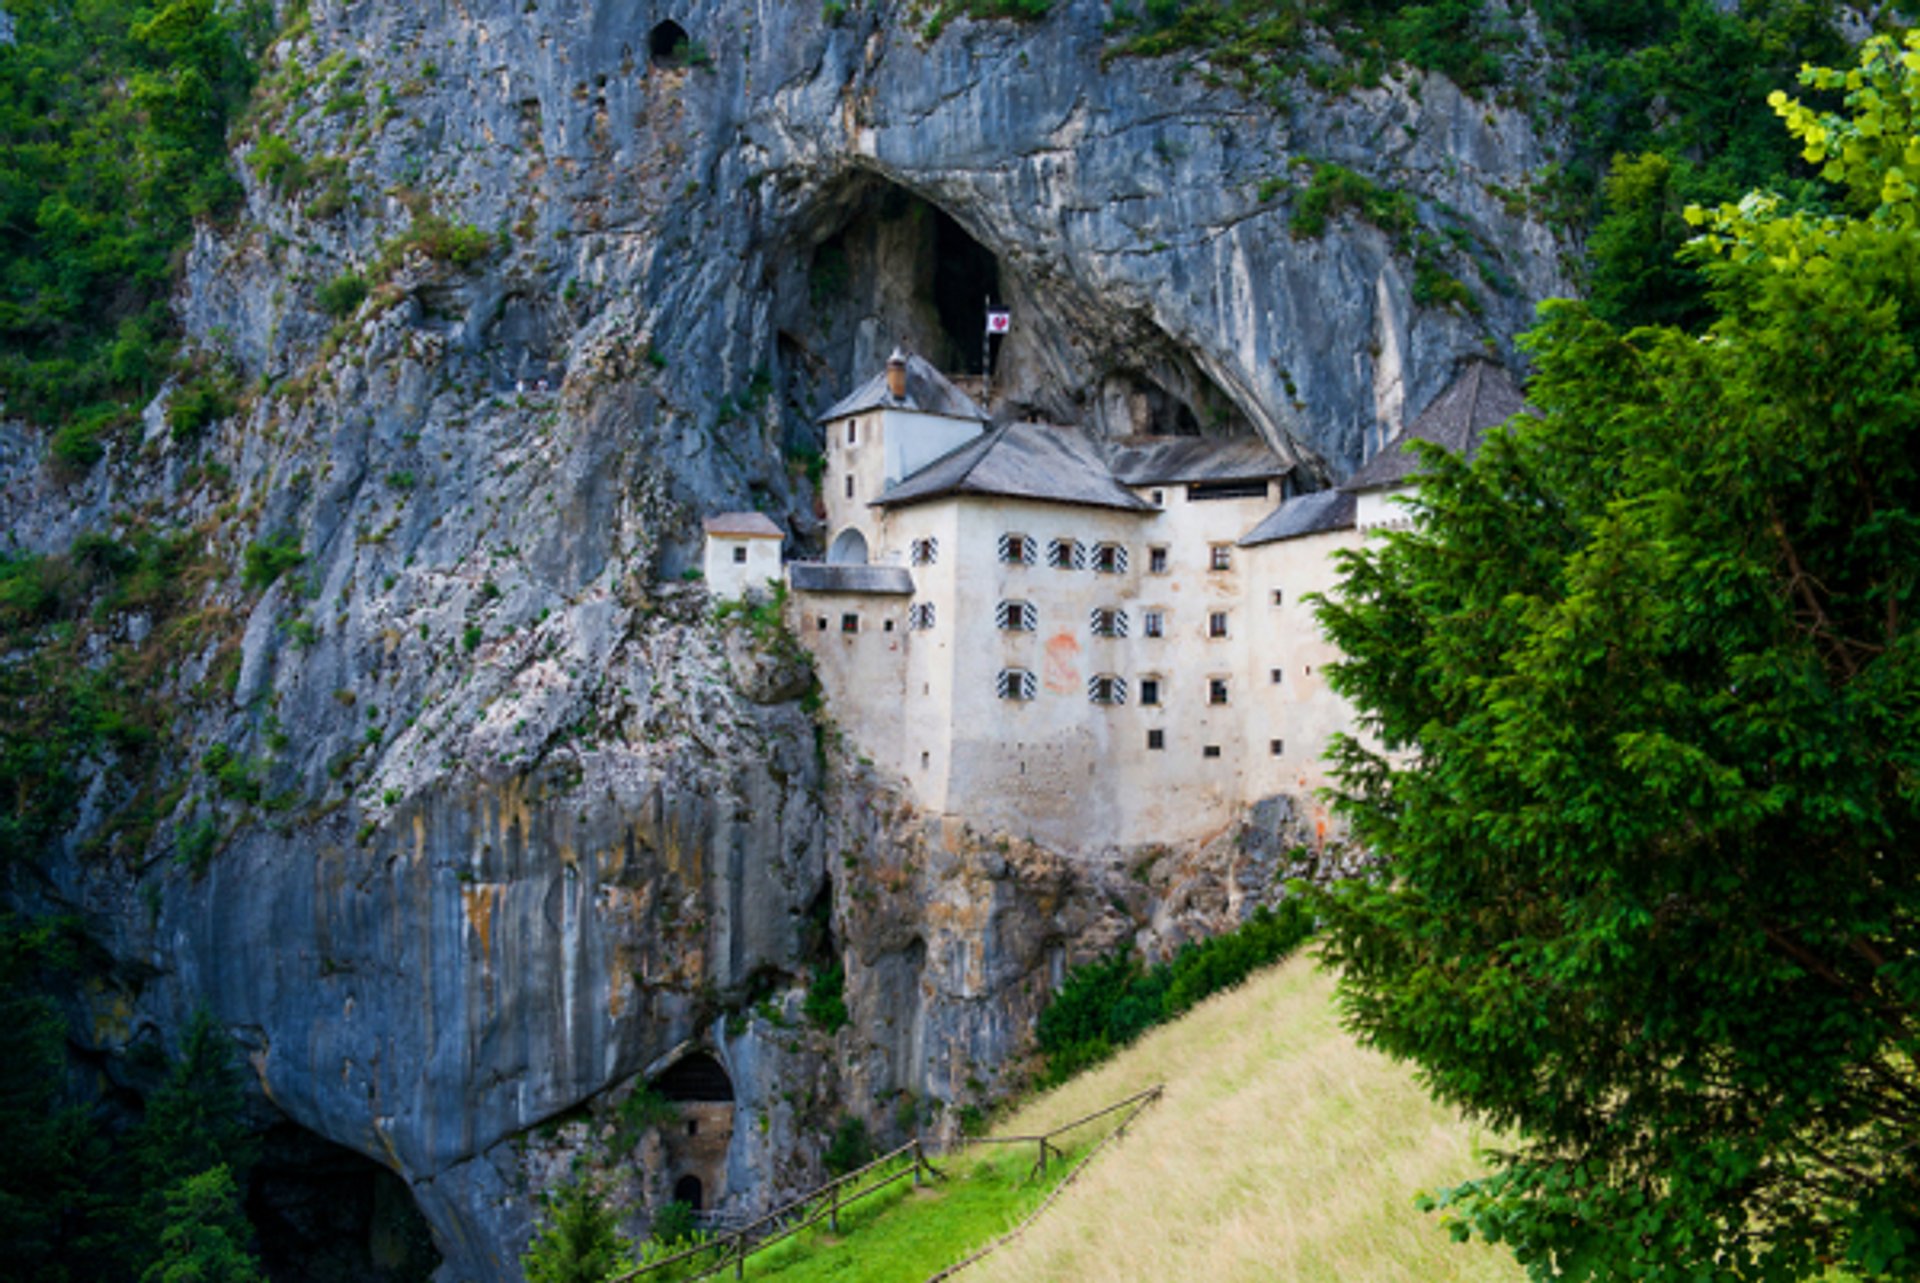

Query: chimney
<box><xmin>885</xmin><ymin>346</ymin><xmax>908</xmax><ymax>400</ymax></box>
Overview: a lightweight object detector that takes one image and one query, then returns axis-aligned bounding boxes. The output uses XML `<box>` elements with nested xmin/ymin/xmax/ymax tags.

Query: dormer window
<box><xmin>1087</xmin><ymin>674</ymin><xmax>1128</xmax><ymax>705</ymax></box>
<box><xmin>910</xmin><ymin>537</ymin><xmax>939</xmax><ymax>567</ymax></box>
<box><xmin>996</xmin><ymin>600</ymin><xmax>1038</xmax><ymax>632</ymax></box>
<box><xmin>1090</xmin><ymin>543</ymin><xmax>1128</xmax><ymax>574</ymax></box>
<box><xmin>998</xmin><ymin>533</ymin><xmax>1035</xmax><ymax>565</ymax></box>
<box><xmin>1088</xmin><ymin>607</ymin><xmax>1129</xmax><ymax>639</ymax></box>
<box><xmin>997</xmin><ymin>668</ymin><xmax>1037</xmax><ymax>701</ymax></box>
<box><xmin>1048</xmin><ymin>538</ymin><xmax>1085</xmax><ymax>570</ymax></box>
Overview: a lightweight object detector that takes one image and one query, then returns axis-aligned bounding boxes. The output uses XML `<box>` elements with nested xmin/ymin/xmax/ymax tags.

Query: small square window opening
<box><xmin>1147</xmin><ymin>729</ymin><xmax>1165</xmax><ymax>750</ymax></box>
<box><xmin>1209</xmin><ymin>545</ymin><xmax>1232</xmax><ymax>572</ymax></box>
<box><xmin>1208</xmin><ymin>612</ymin><xmax>1229</xmax><ymax>638</ymax></box>
<box><xmin>1148</xmin><ymin>547</ymin><xmax>1169</xmax><ymax>574</ymax></box>
<box><xmin>1209</xmin><ymin>678</ymin><xmax>1229</xmax><ymax>705</ymax></box>
<box><xmin>841</xmin><ymin>613</ymin><xmax>859</xmax><ymax>633</ymax></box>
<box><xmin>1270</xmin><ymin>668</ymin><xmax>1283</xmax><ymax>684</ymax></box>
<box><xmin>1270</xmin><ymin>739</ymin><xmax>1284</xmax><ymax>756</ymax></box>
<box><xmin>732</xmin><ymin>546</ymin><xmax>747</xmax><ymax>564</ymax></box>
<box><xmin>1202</xmin><ymin>744</ymin><xmax>1222</xmax><ymax>759</ymax></box>
<box><xmin>1140</xmin><ymin>678</ymin><xmax>1161</xmax><ymax>706</ymax></box>
<box><xmin>1271</xmin><ymin>588</ymin><xmax>1285</xmax><ymax>605</ymax></box>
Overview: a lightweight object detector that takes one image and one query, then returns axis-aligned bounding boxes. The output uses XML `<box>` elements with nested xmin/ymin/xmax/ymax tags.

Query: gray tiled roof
<box><xmin>702</xmin><ymin>512</ymin><xmax>784</xmax><ymax>538</ymax></box>
<box><xmin>1341</xmin><ymin>360</ymin><xmax>1529</xmax><ymax>494</ymax></box>
<box><xmin>1238</xmin><ymin>490</ymin><xmax>1357</xmax><ymax>547</ymax></box>
<box><xmin>787</xmin><ymin>563</ymin><xmax>916</xmax><ymax>595</ymax></box>
<box><xmin>1106</xmin><ymin>435</ymin><xmax>1291</xmax><ymax>485</ymax></box>
<box><xmin>816</xmin><ymin>352</ymin><xmax>989</xmax><ymax>424</ymax></box>
<box><xmin>875</xmin><ymin>422</ymin><xmax>1156</xmax><ymax>513</ymax></box>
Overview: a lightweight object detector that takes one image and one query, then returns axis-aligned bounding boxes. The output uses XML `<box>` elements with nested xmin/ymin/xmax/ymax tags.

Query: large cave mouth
<box><xmin>794</xmin><ymin>179</ymin><xmax>1007</xmax><ymax>395</ymax></box>
<box><xmin>246</xmin><ymin>1122</ymin><xmax>440</xmax><ymax>1283</ymax></box>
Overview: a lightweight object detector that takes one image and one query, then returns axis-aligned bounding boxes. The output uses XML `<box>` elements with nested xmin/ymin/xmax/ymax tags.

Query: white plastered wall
<box><xmin>702</xmin><ymin>535</ymin><xmax>782</xmax><ymax>601</ymax></box>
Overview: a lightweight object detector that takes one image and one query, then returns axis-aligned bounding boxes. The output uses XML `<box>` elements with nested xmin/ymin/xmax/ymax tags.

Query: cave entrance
<box><xmin>649</xmin><ymin>20</ymin><xmax>690</xmax><ymax>68</ymax></box>
<box><xmin>797</xmin><ymin>182</ymin><xmax>1005</xmax><ymax>387</ymax></box>
<box><xmin>245</xmin><ymin>1121</ymin><xmax>440</xmax><ymax>1283</ymax></box>
<box><xmin>651</xmin><ymin>1052</ymin><xmax>735</xmax><ymax>1218</ymax></box>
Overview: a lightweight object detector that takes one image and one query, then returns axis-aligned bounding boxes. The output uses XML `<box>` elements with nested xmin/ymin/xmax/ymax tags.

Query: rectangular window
<box><xmin>732</xmin><ymin>545</ymin><xmax>748</xmax><ymax>564</ymax></box>
<box><xmin>883</xmin><ymin>619</ymin><xmax>895</xmax><ymax>632</ymax></box>
<box><xmin>1209</xmin><ymin>678</ymin><xmax>1229</xmax><ymax>705</ymax></box>
<box><xmin>997</xmin><ymin>668</ymin><xmax>1037</xmax><ymax>701</ymax></box>
<box><xmin>997</xmin><ymin>600</ymin><xmax>1037</xmax><ymax>632</ymax></box>
<box><xmin>908</xmin><ymin>602</ymin><xmax>936</xmax><ymax>631</ymax></box>
<box><xmin>1088</xmin><ymin>607</ymin><xmax>1129</xmax><ymax>638</ymax></box>
<box><xmin>998</xmin><ymin>533</ymin><xmax>1035</xmax><ymax>565</ymax></box>
<box><xmin>816</xmin><ymin>617</ymin><xmax>828</xmax><ymax>631</ymax></box>
<box><xmin>1270</xmin><ymin>667</ymin><xmax>1283</xmax><ymax>684</ymax></box>
<box><xmin>1091</xmin><ymin>543</ymin><xmax>1129</xmax><ymax>574</ymax></box>
<box><xmin>1048</xmin><ymin>538</ymin><xmax>1085</xmax><ymax>570</ymax></box>
<box><xmin>910</xmin><ymin>537</ymin><xmax>939</xmax><ymax>566</ymax></box>
<box><xmin>1209</xmin><ymin>545</ymin><xmax>1232</xmax><ymax>572</ymax></box>
<box><xmin>1188</xmin><ymin>479</ymin><xmax>1269</xmax><ymax>502</ymax></box>
<box><xmin>1271</xmin><ymin>588</ymin><xmax>1285</xmax><ymax>605</ymax></box>
<box><xmin>1202</xmin><ymin>744</ymin><xmax>1222</xmax><ymax>759</ymax></box>
<box><xmin>1148</xmin><ymin>546</ymin><xmax>1168</xmax><ymax>574</ymax></box>
<box><xmin>1270</xmin><ymin>739</ymin><xmax>1284</xmax><ymax>756</ymax></box>
<box><xmin>848</xmin><ymin>420</ymin><xmax>858</xmax><ymax>445</ymax></box>
<box><xmin>841</xmin><ymin>613</ymin><xmax>859</xmax><ymax>633</ymax></box>
<box><xmin>1087</xmin><ymin>674</ymin><xmax>1128</xmax><ymax>705</ymax></box>
<box><xmin>845</xmin><ymin>475</ymin><xmax>854</xmax><ymax>499</ymax></box>
<box><xmin>1143</xmin><ymin>610</ymin><xmax>1165</xmax><ymax>639</ymax></box>
<box><xmin>1139</xmin><ymin>678</ymin><xmax>1161</xmax><ymax>706</ymax></box>
<box><xmin>1151</xmin><ymin>489</ymin><xmax>1165</xmax><ymax>507</ymax></box>
<box><xmin>1147</xmin><ymin>729</ymin><xmax>1165</xmax><ymax>750</ymax></box>
<box><xmin>1208</xmin><ymin>611</ymin><xmax>1229</xmax><ymax>639</ymax></box>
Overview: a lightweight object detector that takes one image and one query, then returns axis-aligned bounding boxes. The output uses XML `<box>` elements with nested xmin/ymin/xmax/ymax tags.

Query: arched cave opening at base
<box><xmin>245</xmin><ymin>1120</ymin><xmax>440</xmax><ymax>1283</ymax></box>
<box><xmin>651</xmin><ymin>1052</ymin><xmax>736</xmax><ymax>1217</ymax></box>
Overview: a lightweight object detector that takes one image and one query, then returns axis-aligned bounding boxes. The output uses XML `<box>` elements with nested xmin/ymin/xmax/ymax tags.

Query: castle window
<box><xmin>998</xmin><ymin>533</ymin><xmax>1036</xmax><ymax>565</ymax></box>
<box><xmin>1142</xmin><ymin>610</ymin><xmax>1165</xmax><ymax>639</ymax></box>
<box><xmin>1148</xmin><ymin>546</ymin><xmax>1169</xmax><ymax>574</ymax></box>
<box><xmin>1047</xmin><ymin>538</ymin><xmax>1086</xmax><ymax>570</ymax></box>
<box><xmin>908</xmin><ymin>602</ymin><xmax>936</xmax><ymax>631</ymax></box>
<box><xmin>910</xmin><ymin>537</ymin><xmax>939</xmax><ymax>567</ymax></box>
<box><xmin>1203</xmin><ymin>744</ymin><xmax>1222</xmax><ymax>758</ymax></box>
<box><xmin>816</xmin><ymin>617</ymin><xmax>828</xmax><ymax>631</ymax></box>
<box><xmin>845</xmin><ymin>475</ymin><xmax>854</xmax><ymax>500</ymax></box>
<box><xmin>997</xmin><ymin>668</ymin><xmax>1037</xmax><ymax>701</ymax></box>
<box><xmin>1088</xmin><ymin>607</ymin><xmax>1129</xmax><ymax>639</ymax></box>
<box><xmin>1189</xmin><ymin>479</ymin><xmax>1269</xmax><ymax>502</ymax></box>
<box><xmin>1209</xmin><ymin>544</ymin><xmax>1232</xmax><ymax>572</ymax></box>
<box><xmin>732</xmin><ymin>546</ymin><xmax>748</xmax><ymax>564</ymax></box>
<box><xmin>1208</xmin><ymin>678</ymin><xmax>1229</xmax><ymax>705</ymax></box>
<box><xmin>1091</xmin><ymin>543</ymin><xmax>1129</xmax><ymax>574</ymax></box>
<box><xmin>1087</xmin><ymin>674</ymin><xmax>1128</xmax><ymax>705</ymax></box>
<box><xmin>1208</xmin><ymin>611</ymin><xmax>1229</xmax><ymax>639</ymax></box>
<box><xmin>1151</xmin><ymin>489</ymin><xmax>1165</xmax><ymax>507</ymax></box>
<box><xmin>1139</xmin><ymin>677</ymin><xmax>1161</xmax><ymax>706</ymax></box>
<box><xmin>1271</xmin><ymin>588</ymin><xmax>1285</xmax><ymax>605</ymax></box>
<box><xmin>996</xmin><ymin>599</ymin><xmax>1037</xmax><ymax>632</ymax></box>
<box><xmin>1147</xmin><ymin>729</ymin><xmax>1165</xmax><ymax>750</ymax></box>
<box><xmin>1270</xmin><ymin>667</ymin><xmax>1283</xmax><ymax>684</ymax></box>
<box><xmin>841</xmin><ymin>613</ymin><xmax>859</xmax><ymax>634</ymax></box>
<box><xmin>848</xmin><ymin>419</ymin><xmax>858</xmax><ymax>445</ymax></box>
<box><xmin>1270</xmin><ymin>739</ymin><xmax>1285</xmax><ymax>756</ymax></box>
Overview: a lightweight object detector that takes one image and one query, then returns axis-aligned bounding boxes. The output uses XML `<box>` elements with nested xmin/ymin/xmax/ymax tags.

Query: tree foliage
<box><xmin>1315</xmin><ymin>31</ymin><xmax>1920</xmax><ymax>1280</ymax></box>
<box><xmin>0</xmin><ymin>0</ymin><xmax>270</xmax><ymax>450</ymax></box>
<box><xmin>522</xmin><ymin>1174</ymin><xmax>634</xmax><ymax>1283</ymax></box>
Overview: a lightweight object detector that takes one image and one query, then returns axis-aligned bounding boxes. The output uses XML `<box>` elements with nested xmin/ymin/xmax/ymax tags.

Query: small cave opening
<box><xmin>245</xmin><ymin>1121</ymin><xmax>440</xmax><ymax>1283</ymax></box>
<box><xmin>648</xmin><ymin>19</ymin><xmax>690</xmax><ymax>68</ymax></box>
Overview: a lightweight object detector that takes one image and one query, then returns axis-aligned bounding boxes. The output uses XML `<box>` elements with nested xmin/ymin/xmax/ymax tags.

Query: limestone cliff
<box><xmin>0</xmin><ymin>1</ymin><xmax>1572</xmax><ymax>1277</ymax></box>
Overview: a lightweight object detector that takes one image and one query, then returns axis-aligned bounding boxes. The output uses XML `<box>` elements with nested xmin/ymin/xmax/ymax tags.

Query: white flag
<box><xmin>985</xmin><ymin>309</ymin><xmax>1011</xmax><ymax>334</ymax></box>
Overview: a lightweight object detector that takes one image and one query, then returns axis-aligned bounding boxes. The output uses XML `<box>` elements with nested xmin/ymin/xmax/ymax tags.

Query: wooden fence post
<box><xmin>1037</xmin><ymin>1137</ymin><xmax>1049</xmax><ymax>1178</ymax></box>
<box><xmin>912</xmin><ymin>1139</ymin><xmax>923</xmax><ymax>1189</ymax></box>
<box><xmin>829</xmin><ymin>1178</ymin><xmax>840</xmax><ymax>1234</ymax></box>
<box><xmin>734</xmin><ymin>1230</ymin><xmax>746</xmax><ymax>1279</ymax></box>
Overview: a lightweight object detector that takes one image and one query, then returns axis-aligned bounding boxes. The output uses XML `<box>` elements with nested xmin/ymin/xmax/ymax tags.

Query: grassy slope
<box><xmin>746</xmin><ymin>952</ymin><xmax>1520</xmax><ymax>1282</ymax></box>
<box><xmin>970</xmin><ymin>951</ymin><xmax>1522</xmax><ymax>1283</ymax></box>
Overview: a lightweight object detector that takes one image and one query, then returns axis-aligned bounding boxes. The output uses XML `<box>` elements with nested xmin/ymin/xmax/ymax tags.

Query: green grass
<box><xmin>734</xmin><ymin>1134</ymin><xmax>1104</xmax><ymax>1282</ymax></box>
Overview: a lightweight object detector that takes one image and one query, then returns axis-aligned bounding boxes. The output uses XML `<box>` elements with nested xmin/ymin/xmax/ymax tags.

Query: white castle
<box><xmin>703</xmin><ymin>350</ymin><xmax>1523</xmax><ymax>850</ymax></box>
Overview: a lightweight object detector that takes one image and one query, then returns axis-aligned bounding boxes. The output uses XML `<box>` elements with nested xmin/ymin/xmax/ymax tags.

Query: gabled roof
<box><xmin>703</xmin><ymin>512</ymin><xmax>784</xmax><ymax>539</ymax></box>
<box><xmin>816</xmin><ymin>352</ymin><xmax>989</xmax><ymax>424</ymax></box>
<box><xmin>1341</xmin><ymin>360</ymin><xmax>1528</xmax><ymax>494</ymax></box>
<box><xmin>1106</xmin><ymin>435</ymin><xmax>1291</xmax><ymax>486</ymax></box>
<box><xmin>1238</xmin><ymin>490</ymin><xmax>1357</xmax><ymax>547</ymax></box>
<box><xmin>788</xmin><ymin>564</ymin><xmax>916</xmax><ymax>595</ymax></box>
<box><xmin>874</xmin><ymin>422</ymin><xmax>1156</xmax><ymax>514</ymax></box>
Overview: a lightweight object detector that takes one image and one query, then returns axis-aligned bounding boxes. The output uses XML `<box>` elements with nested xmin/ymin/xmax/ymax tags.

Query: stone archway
<box><xmin>672</xmin><ymin>1174</ymin><xmax>704</xmax><ymax>1211</ymax></box>
<box><xmin>827</xmin><ymin>528</ymin><xmax>868</xmax><ymax>565</ymax></box>
<box><xmin>651</xmin><ymin>1052</ymin><xmax>734</xmax><ymax>1218</ymax></box>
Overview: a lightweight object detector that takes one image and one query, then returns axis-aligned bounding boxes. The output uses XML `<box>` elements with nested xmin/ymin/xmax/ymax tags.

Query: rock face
<box><xmin>0</xmin><ymin>2</ymin><xmax>1573</xmax><ymax>1278</ymax></box>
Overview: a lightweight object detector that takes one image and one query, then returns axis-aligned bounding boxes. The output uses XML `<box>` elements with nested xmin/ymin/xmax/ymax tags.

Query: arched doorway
<box><xmin>672</xmin><ymin>1174</ymin><xmax>704</xmax><ymax>1211</ymax></box>
<box><xmin>827</xmin><ymin>528</ymin><xmax>868</xmax><ymax>565</ymax></box>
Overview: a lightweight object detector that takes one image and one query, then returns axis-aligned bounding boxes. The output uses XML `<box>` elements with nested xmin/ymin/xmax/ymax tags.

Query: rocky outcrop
<box><xmin>0</xmin><ymin>1</ymin><xmax>1570</xmax><ymax>1278</ymax></box>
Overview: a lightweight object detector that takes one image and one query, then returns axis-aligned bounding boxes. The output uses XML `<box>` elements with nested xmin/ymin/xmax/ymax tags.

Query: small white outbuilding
<box><xmin>701</xmin><ymin>512</ymin><xmax>784</xmax><ymax>600</ymax></box>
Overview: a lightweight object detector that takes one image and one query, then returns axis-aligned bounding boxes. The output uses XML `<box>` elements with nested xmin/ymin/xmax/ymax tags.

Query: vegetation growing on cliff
<box><xmin>0</xmin><ymin>0</ymin><xmax>274</xmax><ymax>461</ymax></box>
<box><xmin>1315</xmin><ymin>33</ymin><xmax>1920</xmax><ymax>1278</ymax></box>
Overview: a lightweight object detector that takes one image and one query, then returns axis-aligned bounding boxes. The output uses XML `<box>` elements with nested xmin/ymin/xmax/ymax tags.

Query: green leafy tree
<box><xmin>522</xmin><ymin>1174</ymin><xmax>633</xmax><ymax>1283</ymax></box>
<box><xmin>141</xmin><ymin>1165</ymin><xmax>264</xmax><ymax>1283</ymax></box>
<box><xmin>1315</xmin><ymin>31</ymin><xmax>1920</xmax><ymax>1282</ymax></box>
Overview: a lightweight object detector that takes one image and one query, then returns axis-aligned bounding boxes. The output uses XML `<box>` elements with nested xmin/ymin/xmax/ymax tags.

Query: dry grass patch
<box><xmin>970</xmin><ymin>951</ymin><xmax>1523</xmax><ymax>1283</ymax></box>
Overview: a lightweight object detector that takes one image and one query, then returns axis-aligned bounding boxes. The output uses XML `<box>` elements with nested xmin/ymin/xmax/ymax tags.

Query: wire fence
<box><xmin>611</xmin><ymin>1083</ymin><xmax>1164</xmax><ymax>1283</ymax></box>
